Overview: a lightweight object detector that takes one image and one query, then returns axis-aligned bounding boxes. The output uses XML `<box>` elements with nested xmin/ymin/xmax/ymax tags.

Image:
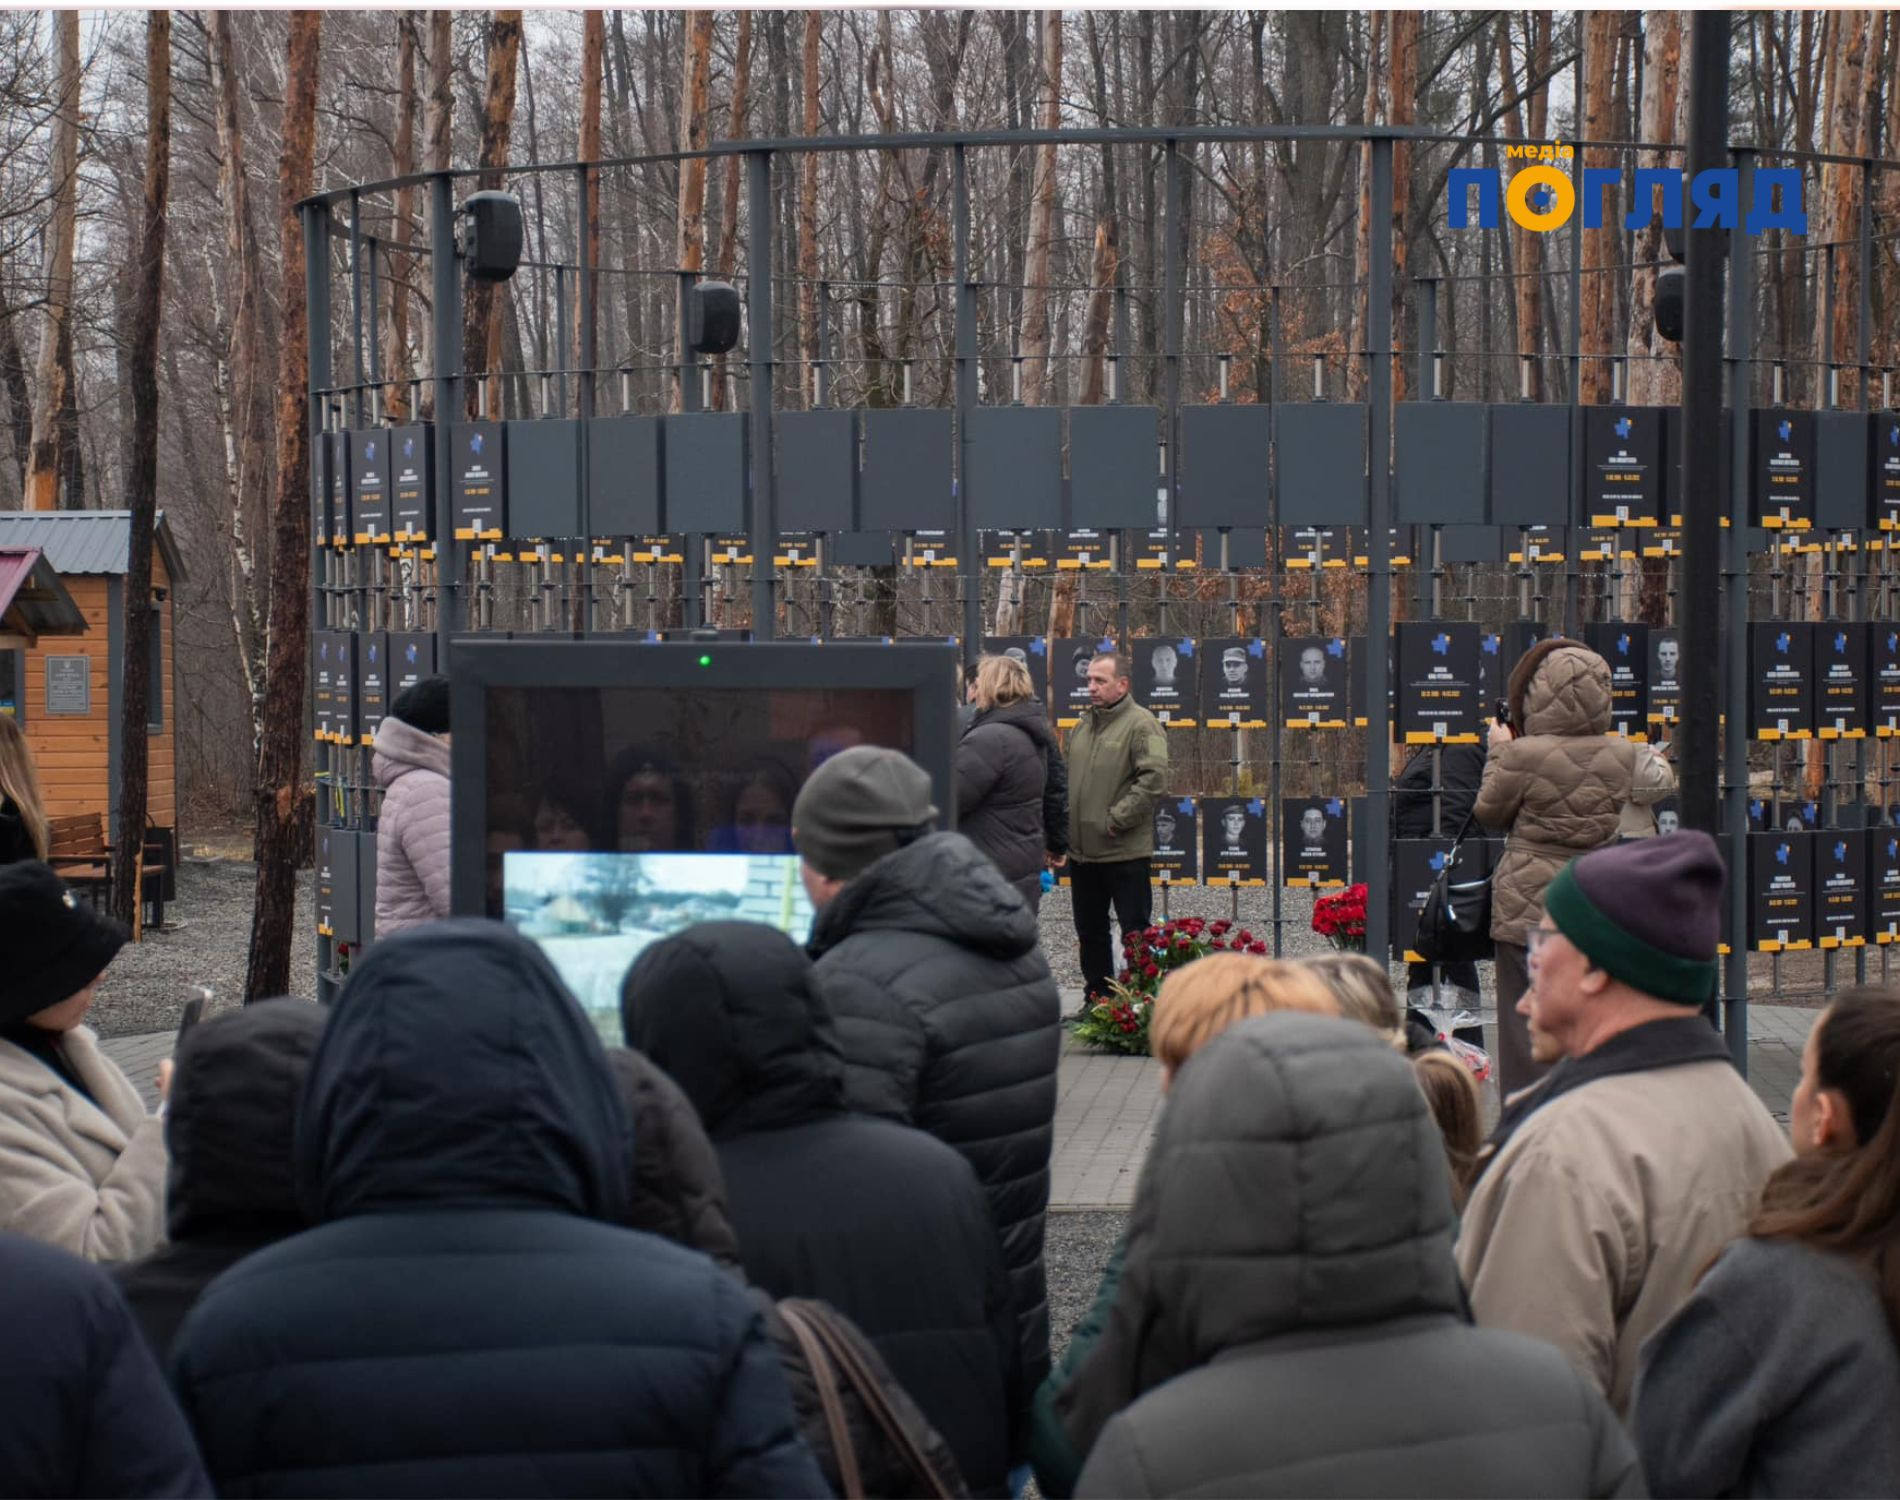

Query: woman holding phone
<box><xmin>0</xmin><ymin>861</ymin><xmax>166</xmax><ymax>1262</ymax></box>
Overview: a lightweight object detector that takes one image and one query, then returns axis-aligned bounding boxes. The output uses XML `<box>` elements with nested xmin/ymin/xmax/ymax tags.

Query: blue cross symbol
<box><xmin>1775</xmin><ymin>843</ymin><xmax>1791</xmax><ymax>866</ymax></box>
<box><xmin>1247</xmin><ymin>639</ymin><xmax>1266</xmax><ymax>659</ymax></box>
<box><xmin>470</xmin><ymin>432</ymin><xmax>484</xmax><ymax>455</ymax></box>
<box><xmin>1028</xmin><ymin>637</ymin><xmax>1045</xmax><ymax>656</ymax></box>
<box><xmin>1176</xmin><ymin>798</ymin><xmax>1195</xmax><ymax>815</ymax></box>
<box><xmin>1836</xmin><ymin>841</ymin><xmax>1850</xmax><ymax>863</ymax></box>
<box><xmin>1326</xmin><ymin>798</ymin><xmax>1344</xmax><ymax>818</ymax></box>
<box><xmin>1778</xmin><ymin>419</ymin><xmax>1793</xmax><ymax>443</ymax></box>
<box><xmin>1482</xmin><ymin>635</ymin><xmax>1499</xmax><ymax>655</ymax></box>
<box><xmin>365</xmin><ymin>440</ymin><xmax>377</xmax><ymax>462</ymax></box>
<box><xmin>1246</xmin><ymin>799</ymin><xmax>1264</xmax><ymax>817</ymax></box>
<box><xmin>404</xmin><ymin>644</ymin><xmax>418</xmax><ymax>663</ymax></box>
<box><xmin>1430</xmin><ymin>633</ymin><xmax>1451</xmax><ymax>656</ymax></box>
<box><xmin>1776</xmin><ymin>632</ymin><xmax>1792</xmax><ymax>653</ymax></box>
<box><xmin>1326</xmin><ymin>638</ymin><xmax>1346</xmax><ymax>658</ymax></box>
<box><xmin>403</xmin><ymin>436</ymin><xmax>415</xmax><ymax>459</ymax></box>
<box><xmin>1617</xmin><ymin>634</ymin><xmax>1631</xmax><ymax>656</ymax></box>
<box><xmin>1614</xmin><ymin>416</ymin><xmax>1632</xmax><ymax>441</ymax></box>
<box><xmin>1429</xmin><ymin>850</ymin><xmax>1450</xmax><ymax>873</ymax></box>
<box><xmin>1837</xmin><ymin>632</ymin><xmax>1849</xmax><ymax>653</ymax></box>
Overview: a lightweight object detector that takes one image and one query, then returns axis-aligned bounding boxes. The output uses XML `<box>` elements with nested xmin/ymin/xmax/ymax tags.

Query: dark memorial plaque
<box><xmin>1202</xmin><ymin>798</ymin><xmax>1268</xmax><ymax>886</ymax></box>
<box><xmin>1508</xmin><ymin>526</ymin><xmax>1566</xmax><ymax>564</ymax></box>
<box><xmin>315</xmin><ymin>826</ymin><xmax>337</xmax><ymax>937</ymax></box>
<box><xmin>1283</xmin><ymin>797</ymin><xmax>1350</xmax><ymax>888</ymax></box>
<box><xmin>1396</xmin><ymin>621</ymin><xmax>1483</xmax><ymax>744</ymax></box>
<box><xmin>1151</xmin><ymin>799</ymin><xmax>1198</xmax><ymax>886</ymax></box>
<box><xmin>1750</xmin><ymin>622</ymin><xmax>1815</xmax><ymax>740</ymax></box>
<box><xmin>1875</xmin><ymin>625</ymin><xmax>1900</xmax><ymax>737</ymax></box>
<box><xmin>1132</xmin><ymin>528</ymin><xmax>1193</xmax><ymax>571</ymax></box>
<box><xmin>1347</xmin><ymin>636</ymin><xmax>1396</xmax><ymax>729</ymax></box>
<box><xmin>350</xmin><ymin>430</ymin><xmax>391</xmax><ymax>545</ymax></box>
<box><xmin>907</xmin><ymin>531</ymin><xmax>956</xmax><ymax>568</ymax></box>
<box><xmin>1283</xmin><ymin>525</ymin><xmax>1351</xmax><ymax>570</ymax></box>
<box><xmin>358</xmin><ymin>631</ymin><xmax>389</xmax><ymax>740</ymax></box>
<box><xmin>330</xmin><ymin>834</ymin><xmax>360</xmax><ymax>946</ymax></box>
<box><xmin>1749</xmin><ymin>831</ymin><xmax>1814</xmax><ymax>951</ymax></box>
<box><xmin>631</xmin><ymin>534</ymin><xmax>686</xmax><ymax>564</ymax></box>
<box><xmin>507</xmin><ymin>420</ymin><xmax>583</xmax><ymax>539</ymax></box>
<box><xmin>1648</xmin><ymin>628</ymin><xmax>1684</xmax><ymax>725</ymax></box>
<box><xmin>326</xmin><ymin>430</ymin><xmax>351</xmax><ymax>546</ymax></box>
<box><xmin>451</xmin><ymin>422</ymin><xmax>506</xmax><ymax>539</ymax></box>
<box><xmin>1489</xmin><ymin>404</ymin><xmax>1573</xmax><ymax>528</ymax></box>
<box><xmin>1280</xmin><ymin>635</ymin><xmax>1350</xmax><ymax>729</ymax></box>
<box><xmin>587</xmin><ymin>416</ymin><xmax>663</xmax><ymax>538</ymax></box>
<box><xmin>1870</xmin><ymin>829</ymin><xmax>1900</xmax><ymax>944</ymax></box>
<box><xmin>981</xmin><ymin>636</ymin><xmax>1049</xmax><ymax>701</ymax></box>
<box><xmin>1815</xmin><ymin>622</ymin><xmax>1869</xmax><ymax>740</ymax></box>
<box><xmin>1133</xmin><ymin>637</ymin><xmax>1199</xmax><ymax>726</ymax></box>
<box><xmin>708</xmin><ymin>535</ymin><xmax>753</xmax><ymax>565</ymax></box>
<box><xmin>774</xmin><ymin>532</ymin><xmax>818</xmax><ymax>567</ymax></box>
<box><xmin>1817</xmin><ymin>830</ymin><xmax>1868</xmax><ymax>949</ymax></box>
<box><xmin>1392</xmin><ymin>838</ymin><xmax>1457</xmax><ymax>961</ymax></box>
<box><xmin>330</xmin><ymin>631</ymin><xmax>358</xmax><ymax>746</ymax></box>
<box><xmin>1579</xmin><ymin>528</ymin><xmax>1630</xmax><ymax>562</ymax></box>
<box><xmin>1055</xmin><ymin>529</ymin><xmax>1115</xmax><ymax>570</ymax></box>
<box><xmin>311</xmin><ymin>633</ymin><xmax>337</xmax><ymax>741</ymax></box>
<box><xmin>1584</xmin><ymin>622</ymin><xmax>1650</xmax><ymax>740</ymax></box>
<box><xmin>1200</xmin><ymin>638</ymin><xmax>1269</xmax><ymax>728</ymax></box>
<box><xmin>1054</xmin><ymin>636</ymin><xmax>1119</xmax><ymax>726</ymax></box>
<box><xmin>390</xmin><ymin>425</ymin><xmax>432</xmax><ymax>541</ymax></box>
<box><xmin>981</xmin><ymin>531</ymin><xmax>1053</xmax><ymax>569</ymax></box>
<box><xmin>1751</xmin><ymin>409</ymin><xmax>1816</xmax><ymax>531</ymax></box>
<box><xmin>860</xmin><ymin>408</ymin><xmax>951</xmax><ymax>534</ymax></box>
<box><xmin>388</xmin><ymin>632</ymin><xmax>437</xmax><ymax>700</ymax></box>
<box><xmin>1584</xmin><ymin>406</ymin><xmax>1663</xmax><ymax>527</ymax></box>
<box><xmin>1879</xmin><ymin>415</ymin><xmax>1900</xmax><ymax>532</ymax></box>
<box><xmin>1478</xmin><ymin>629</ymin><xmax>1505</xmax><ymax>706</ymax></box>
<box><xmin>311</xmin><ymin>432</ymin><xmax>334</xmax><ymax>547</ymax></box>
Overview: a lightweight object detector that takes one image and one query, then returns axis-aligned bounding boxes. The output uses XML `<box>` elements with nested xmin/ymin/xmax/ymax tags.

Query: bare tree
<box><xmin>1580</xmin><ymin>11</ymin><xmax>1620</xmax><ymax>404</ymax></box>
<box><xmin>797</xmin><ymin>12</ymin><xmax>822</xmax><ymax>406</ymax></box>
<box><xmin>25</xmin><ymin>12</ymin><xmax>80</xmax><ymax>510</ymax></box>
<box><xmin>573</xmin><ymin>12</ymin><xmax>603</xmax><ymax>384</ymax></box>
<box><xmin>672</xmin><ymin>9</ymin><xmax>715</xmax><ymax>411</ymax></box>
<box><xmin>113</xmin><ymin>10</ymin><xmax>172</xmax><ymax>929</ymax></box>
<box><xmin>1018</xmin><ymin>11</ymin><xmax>1062</xmax><ymax>404</ymax></box>
<box><xmin>1627</xmin><ymin>12</ymin><xmax>1685</xmax><ymax>407</ymax></box>
<box><xmin>463</xmin><ymin>11</ymin><xmax>522</xmax><ymax>420</ymax></box>
<box><xmin>245</xmin><ymin>9</ymin><xmax>321</xmax><ymax>1002</ymax></box>
<box><xmin>384</xmin><ymin>15</ymin><xmax>418</xmax><ymax>422</ymax></box>
<box><xmin>711</xmin><ymin>10</ymin><xmax>752</xmax><ymax>410</ymax></box>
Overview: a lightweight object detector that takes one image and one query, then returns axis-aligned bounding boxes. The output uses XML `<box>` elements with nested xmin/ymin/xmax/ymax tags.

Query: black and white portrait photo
<box><xmin>1198</xmin><ymin>638</ymin><xmax>1269</xmax><ymax>727</ymax></box>
<box><xmin>1202</xmin><ymin>799</ymin><xmax>1267</xmax><ymax>885</ymax></box>
<box><xmin>1282</xmin><ymin>799</ymin><xmax>1349</xmax><ymax>887</ymax></box>
<box><xmin>1151</xmin><ymin>799</ymin><xmax>1198</xmax><ymax>884</ymax></box>
<box><xmin>980</xmin><ymin>636</ymin><xmax>1050</xmax><ymax>701</ymax></box>
<box><xmin>1055</xmin><ymin>637</ymin><xmax>1118</xmax><ymax>723</ymax></box>
<box><xmin>1280</xmin><ymin>636</ymin><xmax>1349</xmax><ymax>729</ymax></box>
<box><xmin>1134</xmin><ymin>639</ymin><xmax>1200</xmax><ymax>724</ymax></box>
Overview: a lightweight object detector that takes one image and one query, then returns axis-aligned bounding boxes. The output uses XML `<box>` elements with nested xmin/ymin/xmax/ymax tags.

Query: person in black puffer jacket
<box><xmin>624</xmin><ymin>923</ymin><xmax>1019</xmax><ymax>1496</ymax></box>
<box><xmin>794</xmin><ymin>747</ymin><xmax>1062</xmax><ymax>1412</ymax></box>
<box><xmin>1064</xmin><ymin>1014</ymin><xmax>1639</xmax><ymax>1498</ymax></box>
<box><xmin>1393</xmin><ymin>739</ymin><xmax>1488</xmax><ymax>1000</ymax></box>
<box><xmin>169</xmin><ymin>922</ymin><xmax>825</xmax><ymax>1499</ymax></box>
<box><xmin>115</xmin><ymin>999</ymin><xmax>326</xmax><ymax>1364</ymax></box>
<box><xmin>957</xmin><ymin>655</ymin><xmax>1067</xmax><ymax>911</ymax></box>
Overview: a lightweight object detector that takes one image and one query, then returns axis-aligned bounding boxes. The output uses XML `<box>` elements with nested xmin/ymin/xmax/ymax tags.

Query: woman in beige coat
<box><xmin>1475</xmin><ymin>641</ymin><xmax>1673</xmax><ymax>1096</ymax></box>
<box><xmin>0</xmin><ymin>861</ymin><xmax>166</xmax><ymax>1262</ymax></box>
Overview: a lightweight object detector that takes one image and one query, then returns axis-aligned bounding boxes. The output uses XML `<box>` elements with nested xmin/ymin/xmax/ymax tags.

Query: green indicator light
<box><xmin>698</xmin><ymin>654</ymin><xmax>713</xmax><ymax>667</ymax></box>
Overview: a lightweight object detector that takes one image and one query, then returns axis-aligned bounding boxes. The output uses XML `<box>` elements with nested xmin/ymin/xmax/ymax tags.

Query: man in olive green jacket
<box><xmin>1065</xmin><ymin>652</ymin><xmax>1170</xmax><ymax>1002</ymax></box>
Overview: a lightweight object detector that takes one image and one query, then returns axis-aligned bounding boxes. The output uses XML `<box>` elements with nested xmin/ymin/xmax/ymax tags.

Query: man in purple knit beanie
<box><xmin>1455</xmin><ymin>832</ymin><xmax>1790</xmax><ymax>1415</ymax></box>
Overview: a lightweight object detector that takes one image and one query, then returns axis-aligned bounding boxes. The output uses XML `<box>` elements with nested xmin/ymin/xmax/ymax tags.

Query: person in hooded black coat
<box><xmin>169</xmin><ymin>922</ymin><xmax>825</xmax><ymax>1499</ymax></box>
<box><xmin>623</xmin><ymin>924</ymin><xmax>1020</xmax><ymax>1496</ymax></box>
<box><xmin>115</xmin><ymin>999</ymin><xmax>325</xmax><ymax>1363</ymax></box>
<box><xmin>957</xmin><ymin>656</ymin><xmax>1067</xmax><ymax>910</ymax></box>
<box><xmin>0</xmin><ymin>1229</ymin><xmax>210</xmax><ymax>1498</ymax></box>
<box><xmin>1393</xmin><ymin>740</ymin><xmax>1488</xmax><ymax>1000</ymax></box>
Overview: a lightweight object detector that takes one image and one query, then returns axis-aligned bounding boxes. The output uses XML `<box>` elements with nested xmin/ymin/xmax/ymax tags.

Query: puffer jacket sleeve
<box><xmin>399</xmin><ymin>774</ymin><xmax>453</xmax><ymax>920</ymax></box>
<box><xmin>1042</xmin><ymin>741</ymin><xmax>1070</xmax><ymax>858</ymax></box>
<box><xmin>1627</xmin><ymin>742</ymin><xmax>1675</xmax><ymax>807</ymax></box>
<box><xmin>1472</xmin><ymin>736</ymin><xmax>1528</xmax><ymax>832</ymax></box>
<box><xmin>823</xmin><ymin>955</ymin><xmax>928</xmax><ymax>1125</ymax></box>
<box><xmin>956</xmin><ymin>726</ymin><xmax>1006</xmax><ymax>821</ymax></box>
<box><xmin>1074</xmin><ymin>1417</ymin><xmax>1156</xmax><ymax>1500</ymax></box>
<box><xmin>77</xmin><ymin>1275</ymin><xmax>212</xmax><ymax>1499</ymax></box>
<box><xmin>705</xmin><ymin>1279</ymin><xmax>831</xmax><ymax>1498</ymax></box>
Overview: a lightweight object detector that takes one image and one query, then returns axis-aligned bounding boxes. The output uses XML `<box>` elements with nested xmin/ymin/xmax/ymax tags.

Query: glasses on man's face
<box><xmin>1526</xmin><ymin>926</ymin><xmax>1559</xmax><ymax>961</ymax></box>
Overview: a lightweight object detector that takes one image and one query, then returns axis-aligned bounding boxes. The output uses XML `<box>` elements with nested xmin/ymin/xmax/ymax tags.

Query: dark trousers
<box><xmin>1070</xmin><ymin>857</ymin><xmax>1152</xmax><ymax>1000</ymax></box>
<box><xmin>1493</xmin><ymin>940</ymin><xmax>1551</xmax><ymax>1099</ymax></box>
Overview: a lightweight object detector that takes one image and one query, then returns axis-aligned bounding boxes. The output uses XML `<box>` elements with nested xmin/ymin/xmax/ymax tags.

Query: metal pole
<box><xmin>747</xmin><ymin>150</ymin><xmax>776</xmax><ymax>639</ymax></box>
<box><xmin>1564</xmin><ymin>152</ymin><xmax>1584</xmax><ymax>636</ymax></box>
<box><xmin>429</xmin><ymin>173</ymin><xmax>464</xmax><ymax>668</ymax></box>
<box><xmin>677</xmin><ymin>270</ymin><xmax>702</xmax><ymax>628</ymax></box>
<box><xmin>1164</xmin><ymin>139</ymin><xmax>1183</xmax><ymax>533</ymax></box>
<box><xmin>553</xmin><ymin>265</ymin><xmax>570</xmax><ymax>418</ymax></box>
<box><xmin>304</xmin><ymin>202</ymin><xmax>333</xmax><ymax>998</ymax></box>
<box><xmin>1366</xmin><ymin>136</ymin><xmax>1395</xmax><ymax>967</ymax></box>
<box><xmin>349</xmin><ymin>192</ymin><xmax>366</xmax><ymax>428</ymax></box>
<box><xmin>1722</xmin><ymin>146</ymin><xmax>1755</xmax><ymax>1068</ymax></box>
<box><xmin>577</xmin><ymin>167</ymin><xmax>595</xmax><ymax>633</ymax></box>
<box><xmin>955</xmin><ymin>144</ymin><xmax>980</xmax><ymax>657</ymax></box>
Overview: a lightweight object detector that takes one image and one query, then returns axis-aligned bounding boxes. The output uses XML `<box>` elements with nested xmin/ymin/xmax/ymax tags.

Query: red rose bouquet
<box><xmin>1312</xmin><ymin>883</ymin><xmax>1369</xmax><ymax>951</ymax></box>
<box><xmin>1072</xmin><ymin>915</ymin><xmax>1269</xmax><ymax>1056</ymax></box>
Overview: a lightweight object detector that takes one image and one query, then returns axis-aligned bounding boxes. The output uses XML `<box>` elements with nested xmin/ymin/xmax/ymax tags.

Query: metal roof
<box><xmin>0</xmin><ymin>510</ymin><xmax>187</xmax><ymax>584</ymax></box>
<box><xmin>0</xmin><ymin>548</ymin><xmax>85</xmax><ymax>638</ymax></box>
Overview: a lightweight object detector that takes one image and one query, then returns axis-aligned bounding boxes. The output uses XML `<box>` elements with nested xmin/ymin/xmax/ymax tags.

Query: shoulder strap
<box><xmin>778</xmin><ymin>1301</ymin><xmax>864</xmax><ymax>1499</ymax></box>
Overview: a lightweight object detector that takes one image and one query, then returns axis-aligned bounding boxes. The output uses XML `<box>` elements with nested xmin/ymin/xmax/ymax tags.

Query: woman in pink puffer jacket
<box><xmin>373</xmin><ymin>676</ymin><xmax>452</xmax><ymax>937</ymax></box>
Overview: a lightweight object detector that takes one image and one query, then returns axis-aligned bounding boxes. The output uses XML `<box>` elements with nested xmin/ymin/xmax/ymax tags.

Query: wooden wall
<box><xmin>20</xmin><ymin>559</ymin><xmax>176</xmax><ymax>832</ymax></box>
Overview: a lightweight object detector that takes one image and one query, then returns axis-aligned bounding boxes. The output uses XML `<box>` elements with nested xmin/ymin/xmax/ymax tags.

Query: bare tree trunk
<box><xmin>246</xmin><ymin>9</ymin><xmax>321</xmax><ymax>1002</ymax></box>
<box><xmin>1497</xmin><ymin>15</ymin><xmax>1547</xmax><ymax>399</ymax></box>
<box><xmin>1019</xmin><ymin>10</ymin><xmax>1063</xmax><ymax>405</ymax></box>
<box><xmin>26</xmin><ymin>11</ymin><xmax>80</xmax><ymax>511</ymax></box>
<box><xmin>711</xmin><ymin>10</ymin><xmax>752</xmax><ymax>410</ymax></box>
<box><xmin>671</xmin><ymin>10</ymin><xmax>715</xmax><ymax>412</ymax></box>
<box><xmin>463</xmin><ymin>11</ymin><xmax>522</xmax><ymax>420</ymax></box>
<box><xmin>1580</xmin><ymin>12</ymin><xmax>1620</xmax><ymax>405</ymax></box>
<box><xmin>797</xmin><ymin>12</ymin><xmax>822</xmax><ymax>407</ymax></box>
<box><xmin>1627</xmin><ymin>12</ymin><xmax>1685</xmax><ymax>407</ymax></box>
<box><xmin>417</xmin><ymin>11</ymin><xmax>453</xmax><ymax>423</ymax></box>
<box><xmin>574</xmin><ymin>11</ymin><xmax>603</xmax><ymax>385</ymax></box>
<box><xmin>0</xmin><ymin>278</ymin><xmax>30</xmax><ymax>493</ymax></box>
<box><xmin>1389</xmin><ymin>10</ymin><xmax>1419</xmax><ymax>403</ymax></box>
<box><xmin>1814</xmin><ymin>10</ymin><xmax>1869</xmax><ymax>408</ymax></box>
<box><xmin>1347</xmin><ymin>11</ymin><xmax>1385</xmax><ymax>402</ymax></box>
<box><xmin>113</xmin><ymin>10</ymin><xmax>172</xmax><ymax>931</ymax></box>
<box><xmin>1078</xmin><ymin>215</ymin><xmax>1119</xmax><ymax>405</ymax></box>
<box><xmin>384</xmin><ymin>16</ymin><xmax>419</xmax><ymax>421</ymax></box>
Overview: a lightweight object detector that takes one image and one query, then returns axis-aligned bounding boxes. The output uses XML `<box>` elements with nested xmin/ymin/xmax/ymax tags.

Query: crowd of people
<box><xmin>0</xmin><ymin>643</ymin><xmax>1891</xmax><ymax>1498</ymax></box>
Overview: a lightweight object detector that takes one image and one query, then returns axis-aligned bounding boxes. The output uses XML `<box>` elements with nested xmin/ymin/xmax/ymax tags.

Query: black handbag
<box><xmin>1413</xmin><ymin>812</ymin><xmax>1495</xmax><ymax>964</ymax></box>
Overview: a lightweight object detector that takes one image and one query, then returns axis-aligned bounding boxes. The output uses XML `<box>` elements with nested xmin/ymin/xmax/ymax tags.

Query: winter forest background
<box><xmin>0</xmin><ymin>10</ymin><xmax>1894</xmax><ymax>832</ymax></box>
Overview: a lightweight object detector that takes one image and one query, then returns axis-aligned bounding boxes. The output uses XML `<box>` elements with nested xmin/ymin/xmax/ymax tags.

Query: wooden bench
<box><xmin>46</xmin><ymin>813</ymin><xmax>173</xmax><ymax>929</ymax></box>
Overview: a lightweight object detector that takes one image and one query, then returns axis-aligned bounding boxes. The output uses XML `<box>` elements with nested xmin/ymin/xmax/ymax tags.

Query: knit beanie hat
<box><xmin>390</xmin><ymin>675</ymin><xmax>450</xmax><ymax>735</ymax></box>
<box><xmin>0</xmin><ymin>861</ymin><xmax>128</xmax><ymax>1027</ymax></box>
<box><xmin>1543</xmin><ymin>830</ymin><xmax>1723</xmax><ymax>1006</ymax></box>
<box><xmin>791</xmin><ymin>746</ymin><xmax>938</xmax><ymax>882</ymax></box>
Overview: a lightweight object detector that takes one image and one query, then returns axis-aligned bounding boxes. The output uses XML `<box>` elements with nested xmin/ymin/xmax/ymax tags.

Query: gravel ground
<box><xmin>88</xmin><ymin>860</ymin><xmax>316</xmax><ymax>1038</ymax></box>
<box><xmin>1044</xmin><ymin>1210</ymin><xmax>1127</xmax><ymax>1363</ymax></box>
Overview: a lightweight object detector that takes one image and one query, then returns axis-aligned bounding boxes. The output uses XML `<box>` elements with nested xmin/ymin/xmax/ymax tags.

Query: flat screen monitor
<box><xmin>504</xmin><ymin>850</ymin><xmax>815</xmax><ymax>1043</ymax></box>
<box><xmin>450</xmin><ymin>640</ymin><xmax>960</xmax><ymax>928</ymax></box>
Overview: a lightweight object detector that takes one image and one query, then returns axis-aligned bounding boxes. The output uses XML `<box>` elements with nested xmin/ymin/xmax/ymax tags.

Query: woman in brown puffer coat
<box><xmin>1475</xmin><ymin>641</ymin><xmax>1674</xmax><ymax>1096</ymax></box>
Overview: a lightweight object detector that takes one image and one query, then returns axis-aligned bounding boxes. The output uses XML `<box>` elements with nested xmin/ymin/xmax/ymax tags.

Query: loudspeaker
<box><xmin>457</xmin><ymin>191</ymin><xmax>524</xmax><ymax>282</ymax></box>
<box><xmin>688</xmin><ymin>281</ymin><xmax>742</xmax><ymax>354</ymax></box>
<box><xmin>1654</xmin><ymin>266</ymin><xmax>1685</xmax><ymax>344</ymax></box>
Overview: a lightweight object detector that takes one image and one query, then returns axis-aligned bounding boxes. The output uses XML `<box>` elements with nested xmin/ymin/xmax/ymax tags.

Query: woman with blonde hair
<box><xmin>956</xmin><ymin>652</ymin><xmax>1067</xmax><ymax>910</ymax></box>
<box><xmin>1412</xmin><ymin>1050</ymin><xmax>1484</xmax><ymax>1209</ymax></box>
<box><xmin>1029</xmin><ymin>953</ymin><xmax>1338</xmax><ymax>1497</ymax></box>
<box><xmin>1299</xmin><ymin>951</ymin><xmax>1403</xmax><ymax>1043</ymax></box>
<box><xmin>0</xmin><ymin>714</ymin><xmax>49</xmax><ymax>864</ymax></box>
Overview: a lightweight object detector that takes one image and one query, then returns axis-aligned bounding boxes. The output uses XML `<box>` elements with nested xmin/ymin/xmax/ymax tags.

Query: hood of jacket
<box><xmin>620</xmin><ymin>922</ymin><xmax>844</xmax><ymax>1141</ymax></box>
<box><xmin>806</xmin><ymin>830</ymin><xmax>1039</xmax><ymax>964</ymax></box>
<box><xmin>1522</xmin><ymin>646</ymin><xmax>1612</xmax><ymax>738</ymax></box>
<box><xmin>969</xmin><ymin>697</ymin><xmax>1057</xmax><ymax>754</ymax></box>
<box><xmin>296</xmin><ymin>921</ymin><xmax>631</xmax><ymax>1224</ymax></box>
<box><xmin>1132</xmin><ymin>1012</ymin><xmax>1462</xmax><ymax>1361</ymax></box>
<box><xmin>165</xmin><ymin>999</ymin><xmax>326</xmax><ymax>1241</ymax></box>
<box><xmin>603</xmin><ymin>1047</ymin><xmax>744</xmax><ymax>1272</ymax></box>
<box><xmin>372</xmin><ymin>715</ymin><xmax>450</xmax><ymax>791</ymax></box>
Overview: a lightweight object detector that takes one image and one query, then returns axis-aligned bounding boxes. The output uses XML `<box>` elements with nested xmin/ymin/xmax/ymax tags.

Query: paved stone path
<box><xmin>100</xmin><ymin>996</ymin><xmax>1818</xmax><ymax>1213</ymax></box>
